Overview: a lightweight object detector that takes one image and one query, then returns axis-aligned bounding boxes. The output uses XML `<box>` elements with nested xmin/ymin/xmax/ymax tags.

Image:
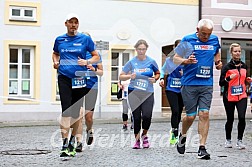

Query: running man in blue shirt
<box><xmin>159</xmin><ymin>39</ymin><xmax>184</xmax><ymax>145</ymax></box>
<box><xmin>173</xmin><ymin>19</ymin><xmax>222</xmax><ymax>160</ymax></box>
<box><xmin>52</xmin><ymin>13</ymin><xmax>100</xmax><ymax>158</ymax></box>
<box><xmin>119</xmin><ymin>39</ymin><xmax>160</xmax><ymax>149</ymax></box>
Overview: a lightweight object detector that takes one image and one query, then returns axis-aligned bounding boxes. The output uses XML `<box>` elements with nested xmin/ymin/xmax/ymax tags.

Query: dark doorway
<box><xmin>161</xmin><ymin>44</ymin><xmax>174</xmax><ymax>109</ymax></box>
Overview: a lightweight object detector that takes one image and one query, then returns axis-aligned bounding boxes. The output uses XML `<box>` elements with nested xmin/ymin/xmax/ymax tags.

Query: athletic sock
<box><xmin>62</xmin><ymin>138</ymin><xmax>68</xmax><ymax>148</ymax></box>
<box><xmin>199</xmin><ymin>145</ymin><xmax>205</xmax><ymax>150</ymax></box>
<box><xmin>173</xmin><ymin>128</ymin><xmax>178</xmax><ymax>137</ymax></box>
<box><xmin>69</xmin><ymin>135</ymin><xmax>75</xmax><ymax>146</ymax></box>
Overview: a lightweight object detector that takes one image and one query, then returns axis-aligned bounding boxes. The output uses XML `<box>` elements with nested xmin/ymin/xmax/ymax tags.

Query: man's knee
<box><xmin>198</xmin><ymin>111</ymin><xmax>209</xmax><ymax>120</ymax></box>
<box><xmin>85</xmin><ymin>112</ymin><xmax>93</xmax><ymax>123</ymax></box>
<box><xmin>185</xmin><ymin>115</ymin><xmax>196</xmax><ymax>123</ymax></box>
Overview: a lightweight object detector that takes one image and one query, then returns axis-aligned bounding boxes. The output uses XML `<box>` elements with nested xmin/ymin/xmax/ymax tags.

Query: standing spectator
<box><xmin>118</xmin><ymin>79</ymin><xmax>133</xmax><ymax>131</ymax></box>
<box><xmin>52</xmin><ymin>13</ymin><xmax>99</xmax><ymax>158</ymax></box>
<box><xmin>159</xmin><ymin>39</ymin><xmax>184</xmax><ymax>145</ymax></box>
<box><xmin>174</xmin><ymin>19</ymin><xmax>222</xmax><ymax>159</ymax></box>
<box><xmin>119</xmin><ymin>39</ymin><xmax>160</xmax><ymax>149</ymax></box>
<box><xmin>219</xmin><ymin>43</ymin><xmax>252</xmax><ymax>149</ymax></box>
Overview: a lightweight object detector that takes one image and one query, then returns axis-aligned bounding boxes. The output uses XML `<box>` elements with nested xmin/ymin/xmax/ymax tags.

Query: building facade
<box><xmin>0</xmin><ymin>0</ymin><xmax>198</xmax><ymax>121</ymax></box>
<box><xmin>201</xmin><ymin>0</ymin><xmax>252</xmax><ymax>116</ymax></box>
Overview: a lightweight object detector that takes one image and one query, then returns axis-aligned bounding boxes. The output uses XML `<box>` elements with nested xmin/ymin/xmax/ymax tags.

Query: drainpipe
<box><xmin>199</xmin><ymin>0</ymin><xmax>202</xmax><ymax>21</ymax></box>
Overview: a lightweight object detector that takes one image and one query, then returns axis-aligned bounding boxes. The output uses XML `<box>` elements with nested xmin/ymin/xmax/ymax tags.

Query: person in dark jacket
<box><xmin>219</xmin><ymin>43</ymin><xmax>252</xmax><ymax>149</ymax></box>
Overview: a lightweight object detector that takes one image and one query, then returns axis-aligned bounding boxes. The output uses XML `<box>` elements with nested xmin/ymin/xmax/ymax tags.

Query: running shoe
<box><xmin>130</xmin><ymin>124</ymin><xmax>134</xmax><ymax>130</ymax></box>
<box><xmin>133</xmin><ymin>139</ymin><xmax>140</xmax><ymax>149</ymax></box>
<box><xmin>169</xmin><ymin>130</ymin><xmax>178</xmax><ymax>145</ymax></box>
<box><xmin>198</xmin><ymin>146</ymin><xmax>210</xmax><ymax>160</ymax></box>
<box><xmin>176</xmin><ymin>133</ymin><xmax>186</xmax><ymax>154</ymax></box>
<box><xmin>142</xmin><ymin>135</ymin><xmax>150</xmax><ymax>148</ymax></box>
<box><xmin>86</xmin><ymin>129</ymin><xmax>94</xmax><ymax>145</ymax></box>
<box><xmin>68</xmin><ymin>144</ymin><xmax>76</xmax><ymax>157</ymax></box>
<box><xmin>122</xmin><ymin>124</ymin><xmax>128</xmax><ymax>131</ymax></box>
<box><xmin>236</xmin><ymin>140</ymin><xmax>246</xmax><ymax>150</ymax></box>
<box><xmin>224</xmin><ymin>139</ymin><xmax>232</xmax><ymax>148</ymax></box>
<box><xmin>76</xmin><ymin>142</ymin><xmax>83</xmax><ymax>152</ymax></box>
<box><xmin>60</xmin><ymin>147</ymin><xmax>69</xmax><ymax>158</ymax></box>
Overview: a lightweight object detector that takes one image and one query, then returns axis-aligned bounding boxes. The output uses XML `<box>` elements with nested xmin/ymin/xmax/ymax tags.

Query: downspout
<box><xmin>199</xmin><ymin>0</ymin><xmax>202</xmax><ymax>21</ymax></box>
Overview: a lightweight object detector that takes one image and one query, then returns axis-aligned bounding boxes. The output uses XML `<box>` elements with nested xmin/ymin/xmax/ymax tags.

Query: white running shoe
<box><xmin>224</xmin><ymin>139</ymin><xmax>232</xmax><ymax>148</ymax></box>
<box><xmin>236</xmin><ymin>140</ymin><xmax>245</xmax><ymax>150</ymax></box>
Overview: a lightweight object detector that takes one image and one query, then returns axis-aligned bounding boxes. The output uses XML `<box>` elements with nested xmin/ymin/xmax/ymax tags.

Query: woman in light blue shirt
<box><xmin>119</xmin><ymin>39</ymin><xmax>160</xmax><ymax>149</ymax></box>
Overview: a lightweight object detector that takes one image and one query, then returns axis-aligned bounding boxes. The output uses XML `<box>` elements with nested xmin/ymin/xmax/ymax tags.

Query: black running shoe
<box><xmin>76</xmin><ymin>142</ymin><xmax>83</xmax><ymax>152</ymax></box>
<box><xmin>176</xmin><ymin>133</ymin><xmax>186</xmax><ymax>154</ymax></box>
<box><xmin>130</xmin><ymin>125</ymin><xmax>134</xmax><ymax>130</ymax></box>
<box><xmin>198</xmin><ymin>146</ymin><xmax>210</xmax><ymax>160</ymax></box>
<box><xmin>122</xmin><ymin>124</ymin><xmax>128</xmax><ymax>131</ymax></box>
<box><xmin>68</xmin><ymin>143</ymin><xmax>76</xmax><ymax>157</ymax></box>
<box><xmin>86</xmin><ymin>129</ymin><xmax>94</xmax><ymax>145</ymax></box>
<box><xmin>60</xmin><ymin>147</ymin><xmax>69</xmax><ymax>158</ymax></box>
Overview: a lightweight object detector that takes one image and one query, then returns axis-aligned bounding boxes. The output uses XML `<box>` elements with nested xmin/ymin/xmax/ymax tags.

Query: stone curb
<box><xmin>0</xmin><ymin>115</ymin><xmax>251</xmax><ymax>128</ymax></box>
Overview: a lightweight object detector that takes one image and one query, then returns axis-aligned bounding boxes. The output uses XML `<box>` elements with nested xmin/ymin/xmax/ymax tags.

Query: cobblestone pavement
<box><xmin>0</xmin><ymin>119</ymin><xmax>252</xmax><ymax>167</ymax></box>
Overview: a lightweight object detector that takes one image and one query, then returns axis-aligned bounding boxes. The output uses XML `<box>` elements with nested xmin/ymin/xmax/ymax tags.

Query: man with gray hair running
<box><xmin>173</xmin><ymin>19</ymin><xmax>222</xmax><ymax>159</ymax></box>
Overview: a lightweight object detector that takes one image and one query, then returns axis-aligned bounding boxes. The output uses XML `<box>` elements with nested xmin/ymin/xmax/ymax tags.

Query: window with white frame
<box><xmin>110</xmin><ymin>49</ymin><xmax>133</xmax><ymax>100</ymax></box>
<box><xmin>9</xmin><ymin>6</ymin><xmax>37</xmax><ymax>22</ymax></box>
<box><xmin>8</xmin><ymin>46</ymin><xmax>34</xmax><ymax>99</ymax></box>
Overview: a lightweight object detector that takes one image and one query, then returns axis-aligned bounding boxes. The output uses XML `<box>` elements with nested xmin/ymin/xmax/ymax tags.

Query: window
<box><xmin>5</xmin><ymin>1</ymin><xmax>41</xmax><ymax>26</ymax></box>
<box><xmin>110</xmin><ymin>50</ymin><xmax>132</xmax><ymax>100</ymax></box>
<box><xmin>8</xmin><ymin>46</ymin><xmax>34</xmax><ymax>99</ymax></box>
<box><xmin>211</xmin><ymin>0</ymin><xmax>252</xmax><ymax>9</ymax></box>
<box><xmin>9</xmin><ymin>6</ymin><xmax>37</xmax><ymax>22</ymax></box>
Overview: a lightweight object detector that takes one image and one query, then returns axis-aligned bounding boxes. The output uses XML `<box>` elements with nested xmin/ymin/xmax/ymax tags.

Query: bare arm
<box><xmin>214</xmin><ymin>52</ymin><xmax>222</xmax><ymax>70</ymax></box>
<box><xmin>89</xmin><ymin>50</ymin><xmax>100</xmax><ymax>64</ymax></box>
<box><xmin>52</xmin><ymin>52</ymin><xmax>60</xmax><ymax>69</ymax></box>
<box><xmin>119</xmin><ymin>71</ymin><xmax>133</xmax><ymax>81</ymax></box>
<box><xmin>118</xmin><ymin>81</ymin><xmax>122</xmax><ymax>89</ymax></box>
<box><xmin>95</xmin><ymin>63</ymin><xmax>103</xmax><ymax>76</ymax></box>
<box><xmin>173</xmin><ymin>53</ymin><xmax>198</xmax><ymax>65</ymax></box>
<box><xmin>149</xmin><ymin>71</ymin><xmax>160</xmax><ymax>83</ymax></box>
<box><xmin>86</xmin><ymin>63</ymin><xmax>103</xmax><ymax>76</ymax></box>
<box><xmin>78</xmin><ymin>50</ymin><xmax>100</xmax><ymax>66</ymax></box>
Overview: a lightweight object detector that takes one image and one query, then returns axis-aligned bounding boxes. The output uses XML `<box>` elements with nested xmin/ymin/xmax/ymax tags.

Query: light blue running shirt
<box><xmin>122</xmin><ymin>56</ymin><xmax>159</xmax><ymax>92</ymax></box>
<box><xmin>53</xmin><ymin>32</ymin><xmax>95</xmax><ymax>78</ymax></box>
<box><xmin>176</xmin><ymin>33</ymin><xmax>220</xmax><ymax>86</ymax></box>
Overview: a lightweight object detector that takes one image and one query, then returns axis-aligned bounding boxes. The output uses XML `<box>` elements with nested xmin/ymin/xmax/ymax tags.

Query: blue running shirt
<box><xmin>53</xmin><ymin>32</ymin><xmax>95</xmax><ymax>78</ymax></box>
<box><xmin>176</xmin><ymin>33</ymin><xmax>220</xmax><ymax>86</ymax></box>
<box><xmin>122</xmin><ymin>56</ymin><xmax>159</xmax><ymax>92</ymax></box>
<box><xmin>85</xmin><ymin>52</ymin><xmax>102</xmax><ymax>89</ymax></box>
<box><xmin>160</xmin><ymin>57</ymin><xmax>183</xmax><ymax>93</ymax></box>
